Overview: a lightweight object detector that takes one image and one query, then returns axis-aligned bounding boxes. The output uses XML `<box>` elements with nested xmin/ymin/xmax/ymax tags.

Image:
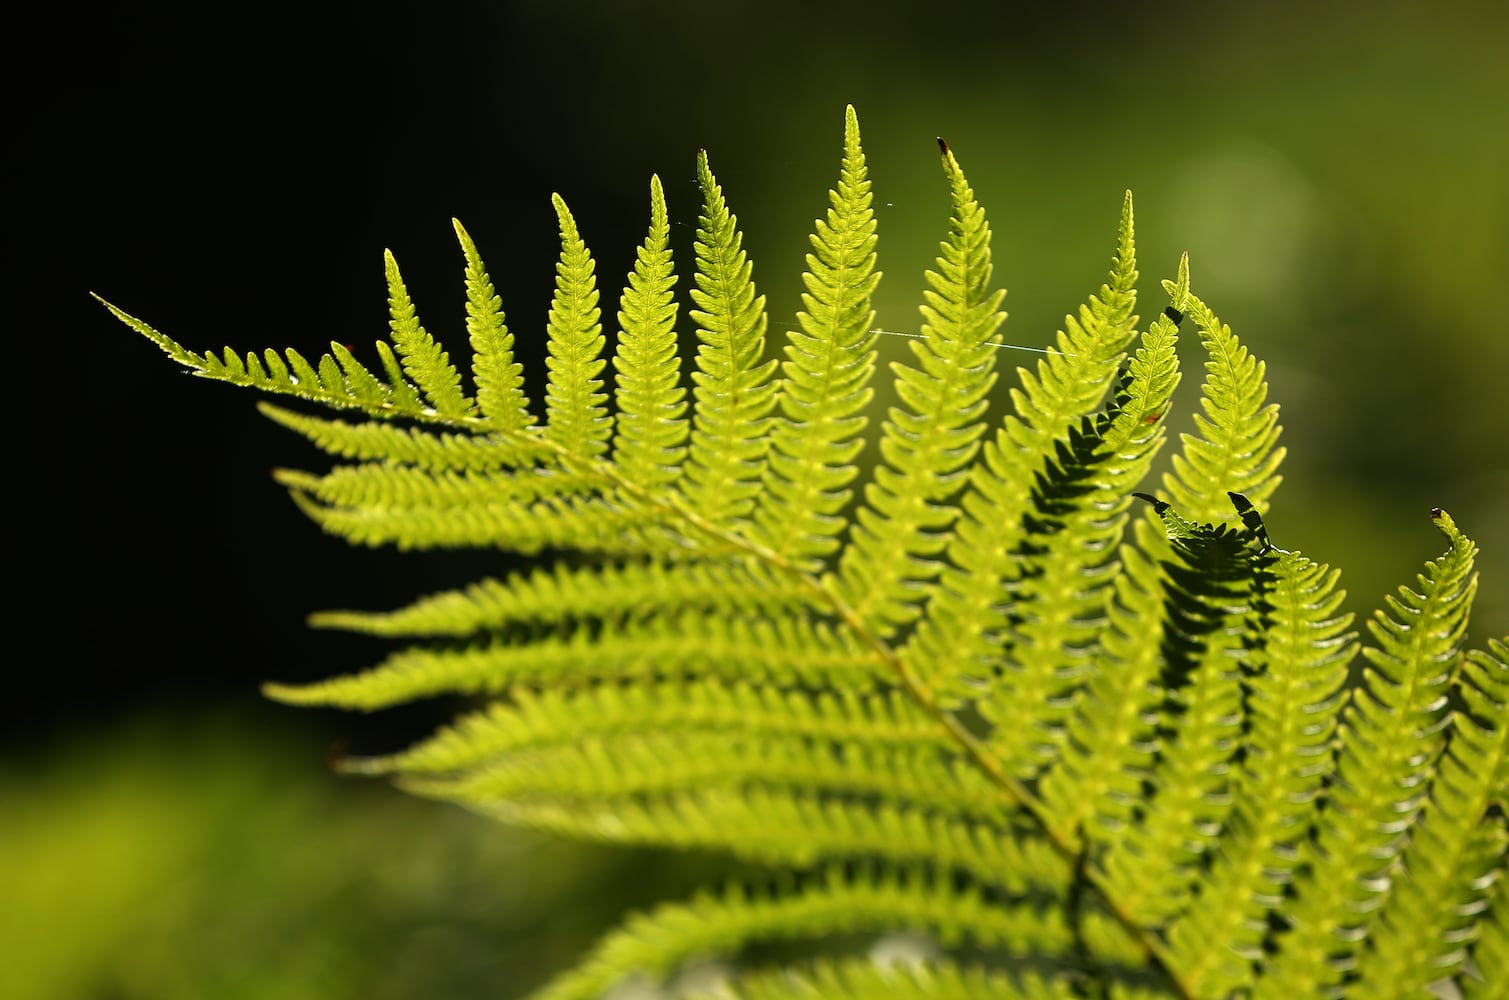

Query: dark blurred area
<box><xmin>9</xmin><ymin>1</ymin><xmax>1507</xmax><ymax>996</ymax></box>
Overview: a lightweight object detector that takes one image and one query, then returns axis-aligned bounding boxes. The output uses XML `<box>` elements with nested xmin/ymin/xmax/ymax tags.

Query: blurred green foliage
<box><xmin>0</xmin><ymin>716</ymin><xmax>725</xmax><ymax>1000</ymax></box>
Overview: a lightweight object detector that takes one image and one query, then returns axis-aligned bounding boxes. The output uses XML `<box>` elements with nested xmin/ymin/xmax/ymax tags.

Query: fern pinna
<box><xmin>107</xmin><ymin>105</ymin><xmax>1506</xmax><ymax>1000</ymax></box>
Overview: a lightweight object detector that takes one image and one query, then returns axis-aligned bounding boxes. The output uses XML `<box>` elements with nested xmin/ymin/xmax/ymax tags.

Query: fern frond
<box><xmin>401</xmin><ymin>731</ymin><xmax>1007</xmax><ymax>825</ymax></box>
<box><xmin>1161</xmin><ymin>290</ymin><xmax>1284</xmax><ymax>524</ymax></box>
<box><xmin>97</xmin><ymin>298</ymin><xmax>453</xmax><ymax>422</ymax></box>
<box><xmin>272</xmin><ymin>462</ymin><xmax>589</xmax><ymax>515</ymax></box>
<box><xmin>706</xmin><ymin>958</ymin><xmax>1079</xmax><ymax>1000</ymax></box>
<box><xmin>543</xmin><ymin>194</ymin><xmax>611</xmax><ymax>462</ymax></box>
<box><xmin>1164</xmin><ymin>503</ymin><xmax>1356</xmax><ymax>996</ymax></box>
<box><xmin>454</xmin><ymin>218</ymin><xmax>536</xmax><ymax>433</ymax></box>
<box><xmin>903</xmin><ymin>195</ymin><xmax>1151</xmax><ymax>709</ymax></box>
<box><xmin>383</xmin><ymin>249</ymin><xmax>471</xmax><ymax>418</ymax></box>
<box><xmin>263</xmin><ymin>612</ymin><xmax>888</xmax><ymax>710</ymax></box>
<box><xmin>1462</xmin><ymin>850</ymin><xmax>1509</xmax><ymax>999</ymax></box>
<box><xmin>1351</xmin><ymin>635</ymin><xmax>1506</xmax><ymax>997</ymax></box>
<box><xmin>610</xmin><ymin>174</ymin><xmax>686</xmax><ymax>492</ymax></box>
<box><xmin>1036</xmin><ymin>540</ymin><xmax>1167</xmax><ymax>841</ymax></box>
<box><xmin>1098</xmin><ymin>494</ymin><xmax>1262</xmax><ymax>924</ymax></box>
<box><xmin>474</xmin><ymin>787</ymin><xmax>1063</xmax><ymax>894</ymax></box>
<box><xmin>257</xmin><ymin>402</ymin><xmax>545</xmax><ymax>469</ymax></box>
<box><xmin>830</xmin><ymin>138</ymin><xmax>1004</xmax><ymax>636</ymax></box>
<box><xmin>308</xmin><ymin>560</ymin><xmax>805</xmax><ymax>638</ymax></box>
<box><xmin>279</xmin><ymin>486</ymin><xmax>655</xmax><ymax>555</ymax></box>
<box><xmin>753</xmin><ymin>104</ymin><xmax>881</xmax><ymax>570</ymax></box>
<box><xmin>678</xmin><ymin>150</ymin><xmax>780</xmax><ymax>526</ymax></box>
<box><xmin>1255</xmin><ymin>507</ymin><xmax>1480</xmax><ymax>998</ymax></box>
<box><xmin>527</xmin><ymin>866</ymin><xmax>1072</xmax><ymax>1000</ymax></box>
<box><xmin>344</xmin><ymin>680</ymin><xmax>946</xmax><ymax>775</ymax></box>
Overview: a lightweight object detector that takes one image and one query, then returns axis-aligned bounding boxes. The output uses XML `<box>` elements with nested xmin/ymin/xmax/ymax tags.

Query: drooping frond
<box><xmin>677</xmin><ymin>150</ymin><xmax>779</xmax><ymax>526</ymax></box>
<box><xmin>753</xmin><ymin>104</ymin><xmax>881</xmax><ymax>570</ymax></box>
<box><xmin>543</xmin><ymin>194</ymin><xmax>611</xmax><ymax>462</ymax></box>
<box><xmin>527</xmin><ymin>867</ymin><xmax>1073</xmax><ymax>1000</ymax></box>
<box><xmin>454</xmin><ymin>218</ymin><xmax>535</xmax><ymax>434</ymax></box>
<box><xmin>610</xmin><ymin>174</ymin><xmax>686</xmax><ymax>492</ymax></box>
<box><xmin>1255</xmin><ymin>507</ymin><xmax>1480</xmax><ymax>998</ymax></box>
<box><xmin>830</xmin><ymin>138</ymin><xmax>1004</xmax><ymax>636</ymax></box>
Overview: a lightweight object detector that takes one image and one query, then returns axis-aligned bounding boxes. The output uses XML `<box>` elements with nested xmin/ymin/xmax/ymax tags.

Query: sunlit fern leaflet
<box><xmin>106</xmin><ymin>104</ymin><xmax>1506</xmax><ymax>1000</ymax></box>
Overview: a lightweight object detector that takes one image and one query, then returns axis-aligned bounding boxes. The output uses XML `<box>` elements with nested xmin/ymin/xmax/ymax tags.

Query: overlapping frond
<box><xmin>110</xmin><ymin>105</ymin><xmax>1506</xmax><ymax>1000</ymax></box>
<box><xmin>1163</xmin><ymin>498</ymin><xmax>1356</xmax><ymax>997</ymax></box>
<box><xmin>1255</xmin><ymin>507</ymin><xmax>1480</xmax><ymax>997</ymax></box>
<box><xmin>1097</xmin><ymin>494</ymin><xmax>1264</xmax><ymax>925</ymax></box>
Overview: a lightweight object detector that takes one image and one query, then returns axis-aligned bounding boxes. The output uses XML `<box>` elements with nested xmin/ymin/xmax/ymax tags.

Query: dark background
<box><xmin>9</xmin><ymin>2</ymin><xmax>1508</xmax><ymax>997</ymax></box>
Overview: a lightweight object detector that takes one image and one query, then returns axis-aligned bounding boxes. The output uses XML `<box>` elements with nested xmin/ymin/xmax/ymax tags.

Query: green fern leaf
<box><xmin>1164</xmin><ymin>500</ymin><xmax>1357</xmax><ymax>996</ymax></box>
<box><xmin>1098</xmin><ymin>493</ymin><xmax>1263</xmax><ymax>924</ymax></box>
<box><xmin>256</xmin><ymin>402</ymin><xmax>545</xmax><ymax>469</ymax></box>
<box><xmin>753</xmin><ymin>104</ymin><xmax>881</xmax><ymax>569</ymax></box>
<box><xmin>527</xmin><ymin>866</ymin><xmax>1072</xmax><ymax>1000</ymax></box>
<box><xmin>1255</xmin><ymin>507</ymin><xmax>1480</xmax><ymax>998</ymax></box>
<box><xmin>341</xmin><ymin>679</ymin><xmax>945</xmax><ymax>775</ymax></box>
<box><xmin>454</xmin><ymin>218</ymin><xmax>536</xmax><ymax>434</ymax></box>
<box><xmin>109</xmin><ymin>108</ymin><xmax>1507</xmax><ymax>1000</ymax></box>
<box><xmin>1351</xmin><ymin>635</ymin><xmax>1506</xmax><ymax>997</ymax></box>
<box><xmin>1463</xmin><ymin>852</ymin><xmax>1509</xmax><ymax>1000</ymax></box>
<box><xmin>383</xmin><ymin>249</ymin><xmax>471</xmax><ymax>418</ymax></box>
<box><xmin>610</xmin><ymin>174</ymin><xmax>686</xmax><ymax>492</ymax></box>
<box><xmin>543</xmin><ymin>194</ymin><xmax>611</xmax><ymax>461</ymax></box>
<box><xmin>678</xmin><ymin>150</ymin><xmax>780</xmax><ymax>526</ymax></box>
<box><xmin>307</xmin><ymin>560</ymin><xmax>805</xmax><ymax>639</ymax></box>
<box><xmin>263</xmin><ymin>611</ymin><xmax>888</xmax><ymax>710</ymax></box>
<box><xmin>1161</xmin><ymin>290</ymin><xmax>1284</xmax><ymax>524</ymax></box>
<box><xmin>902</xmin><ymin>193</ymin><xmax>1150</xmax><ymax>710</ymax></box>
<box><xmin>96</xmin><ymin>298</ymin><xmax>440</xmax><ymax>420</ymax></box>
<box><xmin>830</xmin><ymin>138</ymin><xmax>1003</xmax><ymax>636</ymax></box>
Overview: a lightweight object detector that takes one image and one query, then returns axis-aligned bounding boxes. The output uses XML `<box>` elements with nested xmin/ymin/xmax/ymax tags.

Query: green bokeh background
<box><xmin>16</xmin><ymin>1</ymin><xmax>1506</xmax><ymax>997</ymax></box>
